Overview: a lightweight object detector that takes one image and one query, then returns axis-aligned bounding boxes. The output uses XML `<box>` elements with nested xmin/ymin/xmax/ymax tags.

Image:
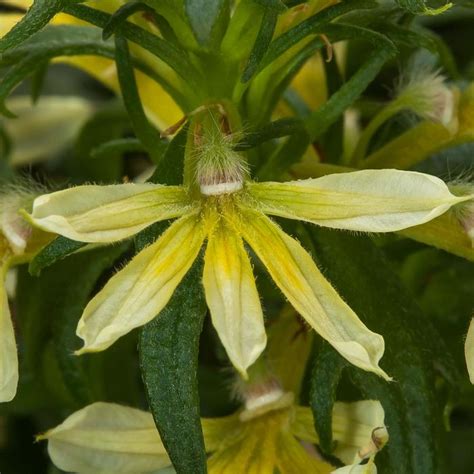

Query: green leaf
<box><xmin>149</xmin><ymin>123</ymin><xmax>188</xmax><ymax>185</ymax></box>
<box><xmin>309</xmin><ymin>343</ymin><xmax>348</xmax><ymax>455</ymax></box>
<box><xmin>241</xmin><ymin>7</ymin><xmax>279</xmax><ymax>83</ymax></box>
<box><xmin>395</xmin><ymin>0</ymin><xmax>452</xmax><ymax>15</ymax></box>
<box><xmin>114</xmin><ymin>34</ymin><xmax>167</xmax><ymax>164</ymax></box>
<box><xmin>0</xmin><ymin>0</ymin><xmax>84</xmax><ymax>53</ymax></box>
<box><xmin>260</xmin><ymin>0</ymin><xmax>377</xmax><ymax>72</ymax></box>
<box><xmin>305</xmin><ymin>227</ymin><xmax>456</xmax><ymax>473</ymax></box>
<box><xmin>305</xmin><ymin>29</ymin><xmax>396</xmax><ymax>141</ymax></box>
<box><xmin>0</xmin><ymin>25</ymin><xmax>176</xmax><ymax>117</ymax></box>
<box><xmin>90</xmin><ymin>138</ymin><xmax>146</xmax><ymax>160</ymax></box>
<box><xmin>256</xmin><ymin>126</ymin><xmax>310</xmax><ymax>179</ymax></box>
<box><xmin>102</xmin><ymin>1</ymin><xmax>157</xmax><ymax>40</ymax></box>
<box><xmin>234</xmin><ymin>117</ymin><xmax>304</xmax><ymax>150</ymax></box>
<box><xmin>139</xmin><ymin>258</ymin><xmax>207</xmax><ymax>474</ymax></box>
<box><xmin>29</xmin><ymin>236</ymin><xmax>86</xmax><ymax>277</ymax></box>
<box><xmin>185</xmin><ymin>0</ymin><xmax>230</xmax><ymax>48</ymax></box>
<box><xmin>63</xmin><ymin>4</ymin><xmax>201</xmax><ymax>85</ymax></box>
<box><xmin>49</xmin><ymin>245</ymin><xmax>128</xmax><ymax>405</ymax></box>
<box><xmin>72</xmin><ymin>100</ymin><xmax>130</xmax><ymax>183</ymax></box>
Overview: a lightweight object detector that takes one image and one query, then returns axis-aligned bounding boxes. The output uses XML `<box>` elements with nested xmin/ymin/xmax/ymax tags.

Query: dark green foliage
<box><xmin>306</xmin><ymin>228</ymin><xmax>458</xmax><ymax>473</ymax></box>
<box><xmin>139</xmin><ymin>259</ymin><xmax>208</xmax><ymax>474</ymax></box>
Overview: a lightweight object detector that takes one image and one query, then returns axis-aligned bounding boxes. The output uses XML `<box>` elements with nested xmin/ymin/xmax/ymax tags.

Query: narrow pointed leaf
<box><xmin>139</xmin><ymin>258</ymin><xmax>208</xmax><ymax>474</ymax></box>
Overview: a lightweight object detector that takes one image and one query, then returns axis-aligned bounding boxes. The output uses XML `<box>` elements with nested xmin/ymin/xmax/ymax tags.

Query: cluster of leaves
<box><xmin>0</xmin><ymin>1</ymin><xmax>473</xmax><ymax>473</ymax></box>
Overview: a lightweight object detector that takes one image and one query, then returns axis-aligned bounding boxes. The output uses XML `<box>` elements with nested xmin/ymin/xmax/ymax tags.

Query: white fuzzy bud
<box><xmin>396</xmin><ymin>69</ymin><xmax>455</xmax><ymax>127</ymax></box>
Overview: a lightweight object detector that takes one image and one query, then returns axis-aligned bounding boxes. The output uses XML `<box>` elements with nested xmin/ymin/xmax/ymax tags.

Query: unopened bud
<box><xmin>192</xmin><ymin>114</ymin><xmax>247</xmax><ymax>196</ymax></box>
<box><xmin>449</xmin><ymin>182</ymin><xmax>474</xmax><ymax>246</ymax></box>
<box><xmin>0</xmin><ymin>180</ymin><xmax>45</xmax><ymax>255</ymax></box>
<box><xmin>396</xmin><ymin>69</ymin><xmax>455</xmax><ymax>127</ymax></box>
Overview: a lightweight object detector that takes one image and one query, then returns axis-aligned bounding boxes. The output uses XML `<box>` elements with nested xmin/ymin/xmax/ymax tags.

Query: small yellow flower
<box><xmin>39</xmin><ymin>305</ymin><xmax>388</xmax><ymax>473</ymax></box>
<box><xmin>26</xmin><ymin>121</ymin><xmax>471</xmax><ymax>379</ymax></box>
<box><xmin>39</xmin><ymin>396</ymin><xmax>387</xmax><ymax>473</ymax></box>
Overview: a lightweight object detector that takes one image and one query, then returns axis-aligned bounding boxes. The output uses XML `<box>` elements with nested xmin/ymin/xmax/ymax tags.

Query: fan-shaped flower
<box><xmin>26</xmin><ymin>122</ymin><xmax>472</xmax><ymax>379</ymax></box>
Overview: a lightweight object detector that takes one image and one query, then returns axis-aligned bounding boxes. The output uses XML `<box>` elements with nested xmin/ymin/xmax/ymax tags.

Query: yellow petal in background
<box><xmin>465</xmin><ymin>318</ymin><xmax>474</xmax><ymax>384</ymax></box>
<box><xmin>76</xmin><ymin>214</ymin><xmax>205</xmax><ymax>353</ymax></box>
<box><xmin>0</xmin><ymin>268</ymin><xmax>18</xmax><ymax>402</ymax></box>
<box><xmin>277</xmin><ymin>430</ymin><xmax>332</xmax><ymax>474</ymax></box>
<box><xmin>238</xmin><ymin>210</ymin><xmax>389</xmax><ymax>379</ymax></box>
<box><xmin>40</xmin><ymin>402</ymin><xmax>171</xmax><ymax>473</ymax></box>
<box><xmin>0</xmin><ymin>12</ymin><xmax>23</xmax><ymax>38</ymax></box>
<box><xmin>2</xmin><ymin>96</ymin><xmax>94</xmax><ymax>167</ymax></box>
<box><xmin>207</xmin><ymin>414</ymin><xmax>280</xmax><ymax>474</ymax></box>
<box><xmin>266</xmin><ymin>306</ymin><xmax>313</xmax><ymax>396</ymax></box>
<box><xmin>249</xmin><ymin>169</ymin><xmax>467</xmax><ymax>233</ymax></box>
<box><xmin>203</xmin><ymin>218</ymin><xmax>267</xmax><ymax>377</ymax></box>
<box><xmin>29</xmin><ymin>183</ymin><xmax>191</xmax><ymax>243</ymax></box>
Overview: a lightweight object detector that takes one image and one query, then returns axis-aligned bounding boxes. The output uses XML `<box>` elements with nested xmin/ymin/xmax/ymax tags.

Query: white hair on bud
<box><xmin>395</xmin><ymin>67</ymin><xmax>454</xmax><ymax>126</ymax></box>
<box><xmin>192</xmin><ymin>116</ymin><xmax>248</xmax><ymax>196</ymax></box>
<box><xmin>448</xmin><ymin>179</ymin><xmax>474</xmax><ymax>245</ymax></box>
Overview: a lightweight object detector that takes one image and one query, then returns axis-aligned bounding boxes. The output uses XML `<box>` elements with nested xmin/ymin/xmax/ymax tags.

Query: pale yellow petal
<box><xmin>238</xmin><ymin>210</ymin><xmax>389</xmax><ymax>379</ymax></box>
<box><xmin>294</xmin><ymin>404</ymin><xmax>384</xmax><ymax>472</ymax></box>
<box><xmin>291</xmin><ymin>406</ymin><xmax>319</xmax><ymax>444</ymax></box>
<box><xmin>76</xmin><ymin>214</ymin><xmax>205</xmax><ymax>353</ymax></box>
<box><xmin>202</xmin><ymin>414</ymin><xmax>241</xmax><ymax>452</ymax></box>
<box><xmin>0</xmin><ymin>273</ymin><xmax>18</xmax><ymax>402</ymax></box>
<box><xmin>40</xmin><ymin>402</ymin><xmax>170</xmax><ymax>473</ymax></box>
<box><xmin>2</xmin><ymin>96</ymin><xmax>93</xmax><ymax>167</ymax></box>
<box><xmin>203</xmin><ymin>218</ymin><xmax>266</xmax><ymax>377</ymax></box>
<box><xmin>332</xmin><ymin>462</ymin><xmax>377</xmax><ymax>474</ymax></box>
<box><xmin>332</xmin><ymin>401</ymin><xmax>388</xmax><ymax>465</ymax></box>
<box><xmin>266</xmin><ymin>306</ymin><xmax>313</xmax><ymax>396</ymax></box>
<box><xmin>208</xmin><ymin>416</ymin><xmax>278</xmax><ymax>474</ymax></box>
<box><xmin>29</xmin><ymin>183</ymin><xmax>191</xmax><ymax>243</ymax></box>
<box><xmin>276</xmin><ymin>430</ymin><xmax>332</xmax><ymax>474</ymax></box>
<box><xmin>249</xmin><ymin>169</ymin><xmax>467</xmax><ymax>233</ymax></box>
<box><xmin>466</xmin><ymin>317</ymin><xmax>474</xmax><ymax>384</ymax></box>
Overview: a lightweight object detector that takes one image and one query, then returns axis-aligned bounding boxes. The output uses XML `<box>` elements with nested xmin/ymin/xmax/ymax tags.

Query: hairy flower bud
<box><xmin>449</xmin><ymin>182</ymin><xmax>474</xmax><ymax>245</ymax></box>
<box><xmin>191</xmin><ymin>115</ymin><xmax>248</xmax><ymax>196</ymax></box>
<box><xmin>396</xmin><ymin>69</ymin><xmax>455</xmax><ymax>127</ymax></box>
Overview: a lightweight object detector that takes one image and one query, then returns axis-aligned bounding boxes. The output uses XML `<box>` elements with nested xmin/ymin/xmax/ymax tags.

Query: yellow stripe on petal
<box><xmin>249</xmin><ymin>169</ymin><xmax>467</xmax><ymax>233</ymax></box>
<box><xmin>203</xmin><ymin>217</ymin><xmax>267</xmax><ymax>377</ymax></box>
<box><xmin>238</xmin><ymin>211</ymin><xmax>389</xmax><ymax>379</ymax></box>
<box><xmin>76</xmin><ymin>213</ymin><xmax>205</xmax><ymax>353</ymax></box>
<box><xmin>466</xmin><ymin>318</ymin><xmax>474</xmax><ymax>384</ymax></box>
<box><xmin>0</xmin><ymin>268</ymin><xmax>18</xmax><ymax>402</ymax></box>
<box><xmin>40</xmin><ymin>402</ymin><xmax>171</xmax><ymax>473</ymax></box>
<box><xmin>29</xmin><ymin>183</ymin><xmax>191</xmax><ymax>243</ymax></box>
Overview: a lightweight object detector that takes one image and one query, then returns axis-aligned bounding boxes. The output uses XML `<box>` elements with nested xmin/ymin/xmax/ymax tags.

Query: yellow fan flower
<box><xmin>39</xmin><ymin>310</ymin><xmax>388</xmax><ymax>473</ymax></box>
<box><xmin>40</xmin><ymin>398</ymin><xmax>388</xmax><ymax>474</ymax></box>
<box><xmin>26</xmin><ymin>114</ymin><xmax>472</xmax><ymax>379</ymax></box>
